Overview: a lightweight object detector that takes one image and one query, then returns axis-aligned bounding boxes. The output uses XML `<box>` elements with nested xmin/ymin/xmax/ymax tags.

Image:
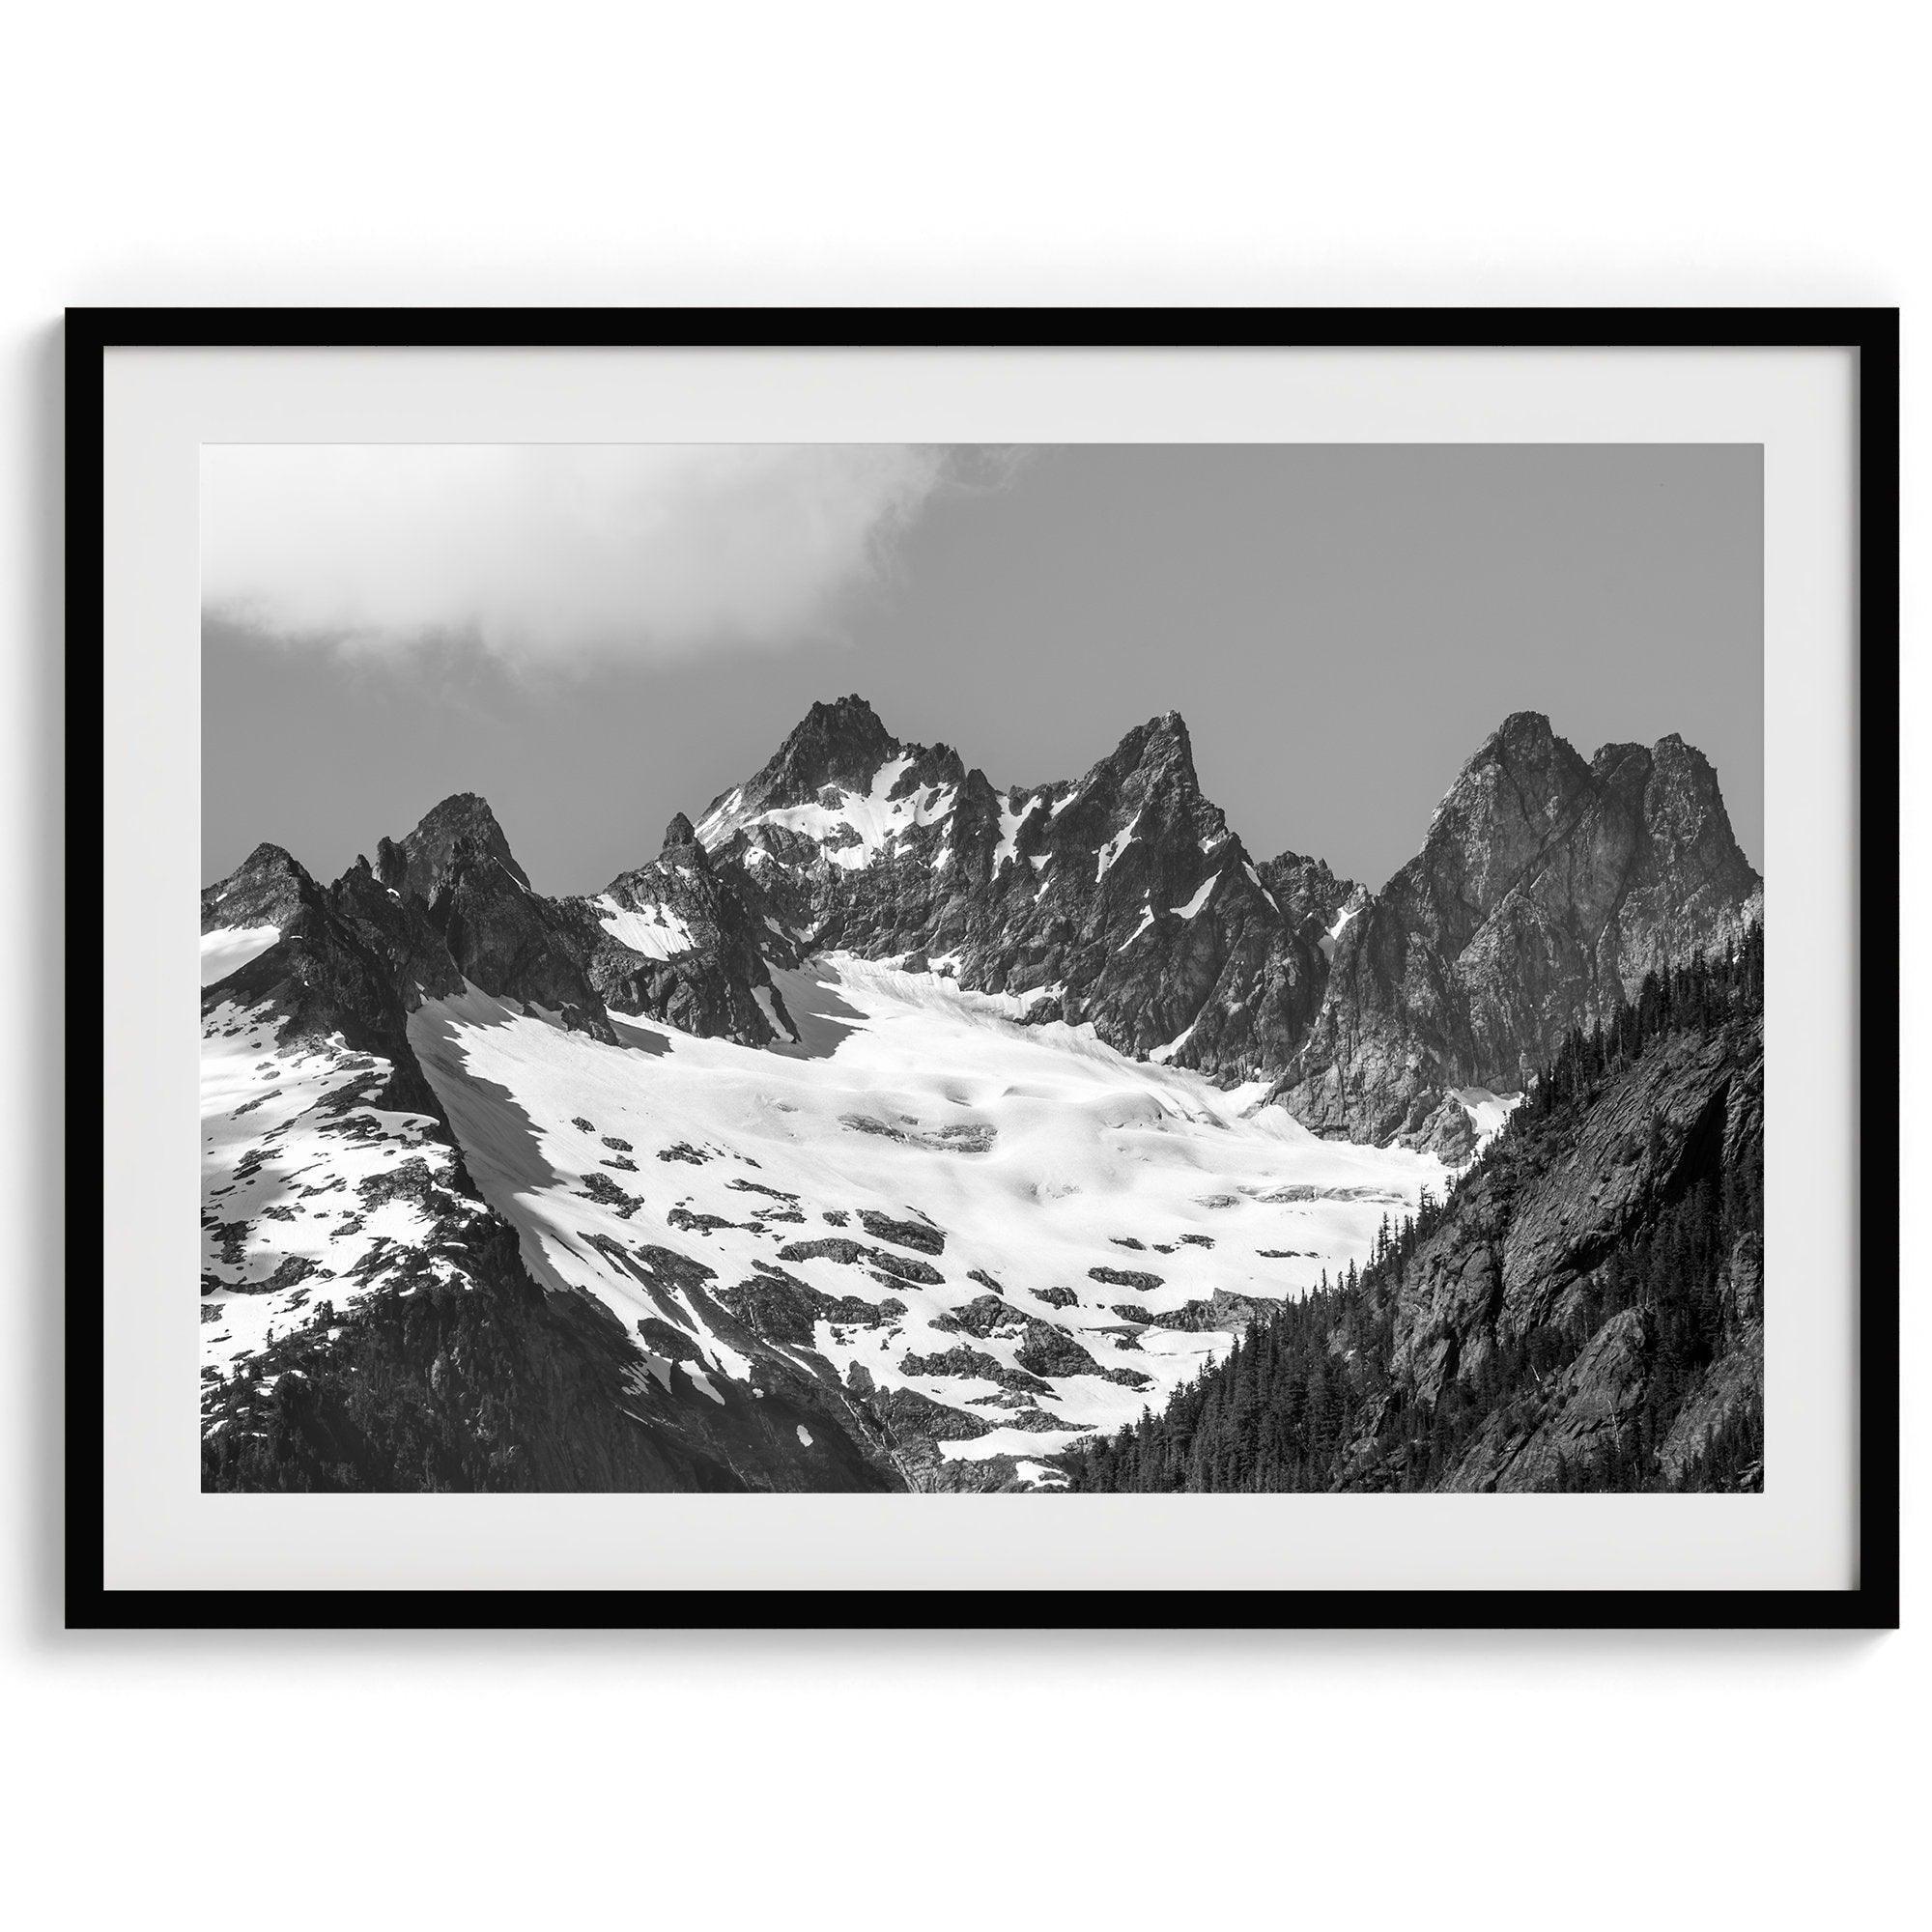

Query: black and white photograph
<box><xmin>14</xmin><ymin>9</ymin><xmax>1922</xmax><ymax>1928</ymax></box>
<box><xmin>196</xmin><ymin>440</ymin><xmax>1768</xmax><ymax>1497</ymax></box>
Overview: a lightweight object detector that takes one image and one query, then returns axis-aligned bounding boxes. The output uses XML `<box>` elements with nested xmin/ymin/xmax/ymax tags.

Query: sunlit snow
<box><xmin>1170</xmin><ymin>872</ymin><xmax>1220</xmax><ymax>921</ymax></box>
<box><xmin>407</xmin><ymin>954</ymin><xmax>1446</xmax><ymax>1457</ymax></box>
<box><xmin>993</xmin><ymin>794</ymin><xmax>1040</xmax><ymax>874</ymax></box>
<box><xmin>200</xmin><ymin>924</ymin><xmax>281</xmax><ymax>986</ymax></box>
<box><xmin>200</xmin><ymin>1002</ymin><xmax>480</xmax><ymax>1398</ymax></box>
<box><xmin>699</xmin><ymin>754</ymin><xmax>957</xmax><ymax>872</ymax></box>
<box><xmin>596</xmin><ymin>896</ymin><xmax>694</xmax><ymax>959</ymax></box>
<box><xmin>1319</xmin><ymin>901</ymin><xmax>1361</xmax><ymax>959</ymax></box>
<box><xmin>1451</xmin><ymin>1085</ymin><xmax>1522</xmax><ymax>1151</ymax></box>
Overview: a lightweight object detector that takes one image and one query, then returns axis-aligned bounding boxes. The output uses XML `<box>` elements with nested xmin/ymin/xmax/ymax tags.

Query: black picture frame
<box><xmin>68</xmin><ymin>306</ymin><xmax>1900</xmax><ymax>1632</ymax></box>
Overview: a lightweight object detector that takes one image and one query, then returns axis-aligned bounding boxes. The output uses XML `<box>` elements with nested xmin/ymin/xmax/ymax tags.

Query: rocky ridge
<box><xmin>1270</xmin><ymin>712</ymin><xmax>1762</xmax><ymax>1149</ymax></box>
<box><xmin>698</xmin><ymin>696</ymin><xmax>1331</xmax><ymax>1081</ymax></box>
<box><xmin>198</xmin><ymin>694</ymin><xmax>1763</xmax><ymax>1493</ymax></box>
<box><xmin>1067</xmin><ymin>933</ymin><xmax>1766</xmax><ymax>1495</ymax></box>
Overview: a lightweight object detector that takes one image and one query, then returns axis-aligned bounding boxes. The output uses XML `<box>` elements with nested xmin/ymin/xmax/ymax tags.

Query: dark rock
<box><xmin>698</xmin><ymin>699</ymin><xmax>1328</xmax><ymax>1088</ymax></box>
<box><xmin>558</xmin><ymin>817</ymin><xmax>797</xmax><ymax>1045</ymax></box>
<box><xmin>355</xmin><ymin>1157</ymin><xmax>440</xmax><ymax>1208</ymax></box>
<box><xmin>1147</xmin><ymin>1288</ymin><xmax>1264</xmax><ymax>1333</ymax></box>
<box><xmin>577</xmin><ymin>1171</ymin><xmax>642</xmax><ymax>1218</ymax></box>
<box><xmin>1088</xmin><ymin>1265</ymin><xmax>1163</xmax><ymax>1292</ymax></box>
<box><xmin>201</xmin><ymin>841</ymin><xmax>313</xmax><ymax>941</ymax></box>
<box><xmin>932</xmin><ymin>1293</ymin><xmax>1021</xmax><ymax>1340</ymax></box>
<box><xmin>1272</xmin><ymin>716</ymin><xmax>1761</xmax><ymax>1144</ymax></box>
<box><xmin>864</xmin><ymin>1248</ymin><xmax>945</xmax><ymax>1288</ymax></box>
<box><xmin>667</xmin><ymin>1205</ymin><xmax>739</xmax><ymax>1236</ymax></box>
<box><xmin>856</xmin><ymin>1208</ymin><xmax>946</xmax><ymax>1255</ymax></box>
<box><xmin>776</xmin><ymin>1236</ymin><xmax>868</xmax><ymax>1267</ymax></box>
<box><xmin>378</xmin><ymin>793</ymin><xmax>615</xmax><ymax>1039</ymax></box>
<box><xmin>1013</xmin><ymin>1321</ymin><xmax>1101</xmax><ymax>1378</ymax></box>
<box><xmin>899</xmin><ymin>1345</ymin><xmax>1051</xmax><ymax>1396</ymax></box>
<box><xmin>714</xmin><ymin>1267</ymin><xmax>904</xmax><ymax>1349</ymax></box>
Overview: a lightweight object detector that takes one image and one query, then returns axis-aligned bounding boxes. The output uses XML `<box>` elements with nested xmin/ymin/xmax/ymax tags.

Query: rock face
<box><xmin>199</xmin><ymin>793</ymin><xmax>885</xmax><ymax>1492</ymax></box>
<box><xmin>375</xmin><ymin>793</ymin><xmax>613</xmax><ymax>1038</ymax></box>
<box><xmin>200</xmin><ymin>694</ymin><xmax>1764</xmax><ymax>1495</ymax></box>
<box><xmin>200</xmin><ymin>840</ymin><xmax>313</xmax><ymax>934</ymax></box>
<box><xmin>1271</xmin><ymin>713</ymin><xmax>1762</xmax><ymax>1145</ymax></box>
<box><xmin>698</xmin><ymin>696</ymin><xmax>1329</xmax><ymax>1081</ymax></box>
<box><xmin>1067</xmin><ymin>940</ymin><xmax>1765</xmax><ymax>1496</ymax></box>
<box><xmin>1392</xmin><ymin>1017</ymin><xmax>1759</xmax><ymax>1405</ymax></box>
<box><xmin>203</xmin><ymin>843</ymin><xmax>463</xmax><ymax>1119</ymax></box>
<box><xmin>554</xmin><ymin>812</ymin><xmax>795</xmax><ymax>1046</ymax></box>
<box><xmin>1371</xmin><ymin>1005</ymin><xmax>1763</xmax><ymax>1492</ymax></box>
<box><xmin>1257</xmin><ymin>850</ymin><xmax>1366</xmax><ymax>956</ymax></box>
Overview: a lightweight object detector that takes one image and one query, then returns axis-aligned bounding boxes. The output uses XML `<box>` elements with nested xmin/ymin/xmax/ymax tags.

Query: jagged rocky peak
<box><xmin>659</xmin><ymin>810</ymin><xmax>708</xmax><ymax>868</ymax></box>
<box><xmin>1630</xmin><ymin>733</ymin><xmax>1753</xmax><ymax>865</ymax></box>
<box><xmin>1273</xmin><ymin>708</ymin><xmax>1761</xmax><ymax>1148</ymax></box>
<box><xmin>1258</xmin><ymin>850</ymin><xmax>1364</xmax><ymax>954</ymax></box>
<box><xmin>1112</xmin><ymin>707</ymin><xmax>1198</xmax><ymax>786</ymax></box>
<box><xmin>202</xmin><ymin>839</ymin><xmax>315</xmax><ymax>931</ymax></box>
<box><xmin>1042</xmin><ymin>710</ymin><xmax>1217</xmax><ymax>861</ymax></box>
<box><xmin>1417</xmin><ymin>710</ymin><xmax>1593</xmax><ymax>906</ymax></box>
<box><xmin>377</xmin><ymin>790</ymin><xmax>531</xmax><ymax>906</ymax></box>
<box><xmin>364</xmin><ymin>791</ymin><xmax>612</xmax><ymax>1038</ymax></box>
<box><xmin>751</xmin><ymin>694</ymin><xmax>898</xmax><ymax>805</ymax></box>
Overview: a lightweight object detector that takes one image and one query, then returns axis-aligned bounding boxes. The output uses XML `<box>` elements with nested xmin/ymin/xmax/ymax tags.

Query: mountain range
<box><xmin>199</xmin><ymin>696</ymin><xmax>1760</xmax><ymax>1491</ymax></box>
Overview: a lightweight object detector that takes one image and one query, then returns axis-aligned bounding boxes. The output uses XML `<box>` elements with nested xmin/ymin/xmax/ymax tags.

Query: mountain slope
<box><xmin>698</xmin><ymin>696</ymin><xmax>1331</xmax><ymax>1085</ymax></box>
<box><xmin>197</xmin><ymin>694</ymin><xmax>1762</xmax><ymax>1492</ymax></box>
<box><xmin>1068</xmin><ymin>926</ymin><xmax>1765</xmax><ymax>1495</ymax></box>
<box><xmin>1271</xmin><ymin>712</ymin><xmax>1762</xmax><ymax>1151</ymax></box>
<box><xmin>200</xmin><ymin>807</ymin><xmax>901</xmax><ymax>1490</ymax></box>
<box><xmin>553</xmin><ymin>812</ymin><xmax>796</xmax><ymax>1045</ymax></box>
<box><xmin>406</xmin><ymin>954</ymin><xmax>1445</xmax><ymax>1490</ymax></box>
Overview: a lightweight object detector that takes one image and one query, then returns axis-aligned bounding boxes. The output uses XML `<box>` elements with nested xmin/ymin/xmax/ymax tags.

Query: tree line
<box><xmin>1067</xmin><ymin>923</ymin><xmax>1764</xmax><ymax>1495</ymax></box>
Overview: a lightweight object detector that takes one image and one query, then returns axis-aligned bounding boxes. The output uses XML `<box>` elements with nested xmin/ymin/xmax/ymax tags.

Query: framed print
<box><xmin>71</xmin><ymin>307</ymin><xmax>1898</xmax><ymax>1629</ymax></box>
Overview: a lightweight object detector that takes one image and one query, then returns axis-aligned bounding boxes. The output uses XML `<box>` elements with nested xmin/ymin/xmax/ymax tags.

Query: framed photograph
<box><xmin>72</xmin><ymin>308</ymin><xmax>1896</xmax><ymax>1629</ymax></box>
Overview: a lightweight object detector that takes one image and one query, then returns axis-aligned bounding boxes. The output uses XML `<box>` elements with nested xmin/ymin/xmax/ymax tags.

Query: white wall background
<box><xmin>2</xmin><ymin>5</ymin><xmax>1918</xmax><ymax>1927</ymax></box>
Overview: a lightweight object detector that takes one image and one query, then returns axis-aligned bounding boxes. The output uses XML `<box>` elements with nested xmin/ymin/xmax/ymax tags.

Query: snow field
<box><xmin>407</xmin><ymin>954</ymin><xmax>1447</xmax><ymax>1455</ymax></box>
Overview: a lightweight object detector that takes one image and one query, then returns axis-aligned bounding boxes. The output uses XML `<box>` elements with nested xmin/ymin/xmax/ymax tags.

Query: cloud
<box><xmin>201</xmin><ymin>443</ymin><xmax>981</xmax><ymax>666</ymax></box>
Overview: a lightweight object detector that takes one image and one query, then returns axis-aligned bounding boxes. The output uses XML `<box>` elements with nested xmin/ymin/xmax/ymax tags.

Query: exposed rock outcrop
<box><xmin>1271</xmin><ymin>713</ymin><xmax>1761</xmax><ymax>1144</ymax></box>
<box><xmin>699</xmin><ymin>697</ymin><xmax>1330</xmax><ymax>1083</ymax></box>
<box><xmin>376</xmin><ymin>793</ymin><xmax>613</xmax><ymax>1038</ymax></box>
<box><xmin>555</xmin><ymin>810</ymin><xmax>796</xmax><ymax>1045</ymax></box>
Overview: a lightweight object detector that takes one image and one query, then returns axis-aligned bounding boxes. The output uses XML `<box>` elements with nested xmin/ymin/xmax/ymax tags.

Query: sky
<box><xmin>202</xmin><ymin>442</ymin><xmax>1762</xmax><ymax>896</ymax></box>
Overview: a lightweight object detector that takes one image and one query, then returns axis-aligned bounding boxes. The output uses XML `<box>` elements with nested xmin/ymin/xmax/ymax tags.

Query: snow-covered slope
<box><xmin>696</xmin><ymin>696</ymin><xmax>1335</xmax><ymax>1086</ymax></box>
<box><xmin>407</xmin><ymin>953</ymin><xmax>1445</xmax><ymax>1487</ymax></box>
<box><xmin>200</xmin><ymin>998</ymin><xmax>489</xmax><ymax>1416</ymax></box>
<box><xmin>195</xmin><ymin>695</ymin><xmax>1757</xmax><ymax>1492</ymax></box>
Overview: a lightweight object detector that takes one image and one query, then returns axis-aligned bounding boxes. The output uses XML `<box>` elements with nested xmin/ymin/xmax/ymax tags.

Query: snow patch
<box><xmin>1170</xmin><ymin>872</ymin><xmax>1220</xmax><ymax>921</ymax></box>
<box><xmin>597</xmin><ymin>896</ymin><xmax>694</xmax><ymax>960</ymax></box>
<box><xmin>713</xmin><ymin>756</ymin><xmax>957</xmax><ymax>872</ymax></box>
<box><xmin>1149</xmin><ymin>1018</ymin><xmax>1196</xmax><ymax>1065</ymax></box>
<box><xmin>1451</xmin><ymin>1085</ymin><xmax>1522</xmax><ymax>1151</ymax></box>
<box><xmin>200</xmin><ymin>925</ymin><xmax>281</xmax><ymax>986</ymax></box>
<box><xmin>993</xmin><ymin>794</ymin><xmax>1040</xmax><ymax>874</ymax></box>
<box><xmin>200</xmin><ymin>1001</ymin><xmax>479</xmax><ymax>1398</ymax></box>
<box><xmin>1095</xmin><ymin>810</ymin><xmax>1142</xmax><ymax>882</ymax></box>
<box><xmin>1319</xmin><ymin>900</ymin><xmax>1362</xmax><ymax>960</ymax></box>
<box><xmin>406</xmin><ymin>956</ymin><xmax>1445</xmax><ymax>1463</ymax></box>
